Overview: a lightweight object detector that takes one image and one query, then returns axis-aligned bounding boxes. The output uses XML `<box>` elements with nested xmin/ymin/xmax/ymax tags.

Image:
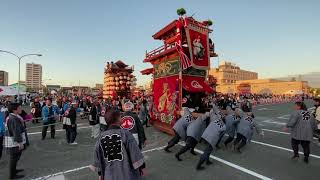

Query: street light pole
<box><xmin>0</xmin><ymin>50</ymin><xmax>42</xmax><ymax>101</ymax></box>
<box><xmin>18</xmin><ymin>57</ymin><xmax>21</xmax><ymax>100</ymax></box>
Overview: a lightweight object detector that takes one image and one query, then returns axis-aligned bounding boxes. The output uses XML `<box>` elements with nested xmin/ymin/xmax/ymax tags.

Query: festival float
<box><xmin>103</xmin><ymin>60</ymin><xmax>137</xmax><ymax>99</ymax></box>
<box><xmin>141</xmin><ymin>8</ymin><xmax>218</xmax><ymax>134</ymax></box>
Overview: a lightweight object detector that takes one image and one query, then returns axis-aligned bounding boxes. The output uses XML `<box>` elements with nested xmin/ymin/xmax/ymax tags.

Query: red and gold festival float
<box><xmin>103</xmin><ymin>60</ymin><xmax>137</xmax><ymax>99</ymax></box>
<box><xmin>141</xmin><ymin>9</ymin><xmax>218</xmax><ymax>134</ymax></box>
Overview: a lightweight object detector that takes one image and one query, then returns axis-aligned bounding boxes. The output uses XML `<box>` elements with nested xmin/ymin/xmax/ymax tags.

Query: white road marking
<box><xmin>193</xmin><ymin>148</ymin><xmax>273</xmax><ymax>180</ymax></box>
<box><xmin>277</xmin><ymin>114</ymin><xmax>290</xmax><ymax>120</ymax></box>
<box><xmin>223</xmin><ymin>132</ymin><xmax>320</xmax><ymax>159</ymax></box>
<box><xmin>262</xmin><ymin>120</ymin><xmax>286</xmax><ymax>125</ymax></box>
<box><xmin>262</xmin><ymin>128</ymin><xmax>290</xmax><ymax>135</ymax></box>
<box><xmin>31</xmin><ymin>145</ymin><xmax>166</xmax><ymax>180</ymax></box>
<box><xmin>262</xmin><ymin>128</ymin><xmax>318</xmax><ymax>140</ymax></box>
<box><xmin>250</xmin><ymin>140</ymin><xmax>320</xmax><ymax>159</ymax></box>
<box><xmin>33</xmin><ymin>166</ymin><xmax>89</xmax><ymax>180</ymax></box>
<box><xmin>258</xmin><ymin>108</ymin><xmax>273</xmax><ymax>111</ymax></box>
<box><xmin>175</xmin><ymin>142</ymin><xmax>272</xmax><ymax>180</ymax></box>
<box><xmin>28</xmin><ymin>126</ymin><xmax>91</xmax><ymax>135</ymax></box>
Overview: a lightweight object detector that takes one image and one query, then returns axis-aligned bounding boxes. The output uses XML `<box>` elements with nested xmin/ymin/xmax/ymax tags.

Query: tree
<box><xmin>206</xmin><ymin>19</ymin><xmax>213</xmax><ymax>26</ymax></box>
<box><xmin>177</xmin><ymin>8</ymin><xmax>186</xmax><ymax>16</ymax></box>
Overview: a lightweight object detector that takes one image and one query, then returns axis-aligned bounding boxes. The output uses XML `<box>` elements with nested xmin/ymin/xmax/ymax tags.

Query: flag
<box><xmin>176</xmin><ymin>19</ymin><xmax>191</xmax><ymax>70</ymax></box>
<box><xmin>175</xmin><ymin>42</ymin><xmax>191</xmax><ymax>70</ymax></box>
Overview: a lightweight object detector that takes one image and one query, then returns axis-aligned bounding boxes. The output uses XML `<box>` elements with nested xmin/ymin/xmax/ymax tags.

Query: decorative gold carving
<box><xmin>158</xmin><ymin>83</ymin><xmax>169</xmax><ymax>112</ymax></box>
<box><xmin>155</xmin><ymin>83</ymin><xmax>178</xmax><ymax>124</ymax></box>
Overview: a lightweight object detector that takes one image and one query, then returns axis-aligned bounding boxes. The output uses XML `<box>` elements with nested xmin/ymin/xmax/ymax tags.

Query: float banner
<box><xmin>185</xmin><ymin>23</ymin><xmax>210</xmax><ymax>69</ymax></box>
<box><xmin>153</xmin><ymin>75</ymin><xmax>179</xmax><ymax>125</ymax></box>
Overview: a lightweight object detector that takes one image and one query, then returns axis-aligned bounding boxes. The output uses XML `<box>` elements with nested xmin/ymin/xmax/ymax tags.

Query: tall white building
<box><xmin>26</xmin><ymin>63</ymin><xmax>42</xmax><ymax>90</ymax></box>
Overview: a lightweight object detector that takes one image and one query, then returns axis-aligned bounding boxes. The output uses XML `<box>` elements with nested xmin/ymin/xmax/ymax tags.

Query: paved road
<box><xmin>0</xmin><ymin>100</ymin><xmax>319</xmax><ymax>180</ymax></box>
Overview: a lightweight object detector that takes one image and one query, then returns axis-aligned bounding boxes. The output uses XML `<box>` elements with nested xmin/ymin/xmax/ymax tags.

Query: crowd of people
<box><xmin>0</xmin><ymin>94</ymin><xmax>150</xmax><ymax>179</ymax></box>
<box><xmin>0</xmin><ymin>93</ymin><xmax>319</xmax><ymax>179</ymax></box>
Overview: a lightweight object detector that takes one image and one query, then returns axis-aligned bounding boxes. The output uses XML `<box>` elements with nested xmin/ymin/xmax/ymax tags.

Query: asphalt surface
<box><xmin>0</xmin><ymin>100</ymin><xmax>319</xmax><ymax>180</ymax></box>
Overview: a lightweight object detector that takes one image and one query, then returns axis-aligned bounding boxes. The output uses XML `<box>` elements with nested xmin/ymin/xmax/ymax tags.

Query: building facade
<box><xmin>209</xmin><ymin>61</ymin><xmax>258</xmax><ymax>85</ymax></box>
<box><xmin>95</xmin><ymin>83</ymin><xmax>103</xmax><ymax>89</ymax></box>
<box><xmin>46</xmin><ymin>85</ymin><xmax>61</xmax><ymax>93</ymax></box>
<box><xmin>72</xmin><ymin>86</ymin><xmax>91</xmax><ymax>96</ymax></box>
<box><xmin>216</xmin><ymin>79</ymin><xmax>309</xmax><ymax>95</ymax></box>
<box><xmin>0</xmin><ymin>71</ymin><xmax>8</xmax><ymax>86</ymax></box>
<box><xmin>26</xmin><ymin>63</ymin><xmax>42</xmax><ymax>90</ymax></box>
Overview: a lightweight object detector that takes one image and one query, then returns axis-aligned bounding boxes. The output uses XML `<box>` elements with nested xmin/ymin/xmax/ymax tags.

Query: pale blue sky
<box><xmin>1</xmin><ymin>0</ymin><xmax>319</xmax><ymax>87</ymax></box>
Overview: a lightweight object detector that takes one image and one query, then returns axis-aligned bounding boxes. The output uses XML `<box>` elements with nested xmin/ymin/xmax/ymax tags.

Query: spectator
<box><xmin>285</xmin><ymin>101</ymin><xmax>317</xmax><ymax>164</ymax></box>
<box><xmin>41</xmin><ymin>98</ymin><xmax>60</xmax><ymax>140</ymax></box>
<box><xmin>0</xmin><ymin>103</ymin><xmax>5</xmax><ymax>160</ymax></box>
<box><xmin>90</xmin><ymin>109</ymin><xmax>145</xmax><ymax>180</ymax></box>
<box><xmin>6</xmin><ymin>103</ymin><xmax>26</xmax><ymax>179</ymax></box>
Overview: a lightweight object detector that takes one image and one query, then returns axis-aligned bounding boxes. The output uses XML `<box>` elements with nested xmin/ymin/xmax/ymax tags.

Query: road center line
<box><xmin>176</xmin><ymin>142</ymin><xmax>272</xmax><ymax>180</ymax></box>
<box><xmin>31</xmin><ymin>145</ymin><xmax>166</xmax><ymax>180</ymax></box>
<box><xmin>28</xmin><ymin>126</ymin><xmax>91</xmax><ymax>135</ymax></box>
<box><xmin>262</xmin><ymin>128</ymin><xmax>290</xmax><ymax>135</ymax></box>
<box><xmin>262</xmin><ymin>128</ymin><xmax>318</xmax><ymax>140</ymax></box>
<box><xmin>258</xmin><ymin>108</ymin><xmax>273</xmax><ymax>111</ymax></box>
<box><xmin>277</xmin><ymin>114</ymin><xmax>290</xmax><ymax>120</ymax></box>
<box><xmin>222</xmin><ymin>132</ymin><xmax>320</xmax><ymax>159</ymax></box>
<box><xmin>192</xmin><ymin>147</ymin><xmax>272</xmax><ymax>180</ymax></box>
<box><xmin>262</xmin><ymin>120</ymin><xmax>286</xmax><ymax>125</ymax></box>
<box><xmin>250</xmin><ymin>140</ymin><xmax>320</xmax><ymax>159</ymax></box>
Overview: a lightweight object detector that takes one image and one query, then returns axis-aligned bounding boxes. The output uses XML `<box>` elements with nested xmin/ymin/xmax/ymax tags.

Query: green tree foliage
<box><xmin>177</xmin><ymin>8</ymin><xmax>186</xmax><ymax>16</ymax></box>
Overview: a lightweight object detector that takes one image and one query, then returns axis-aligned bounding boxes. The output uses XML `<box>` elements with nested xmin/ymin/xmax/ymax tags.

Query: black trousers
<box><xmin>9</xmin><ymin>147</ymin><xmax>22</xmax><ymax>178</ymax></box>
<box><xmin>315</xmin><ymin>129</ymin><xmax>320</xmax><ymax>142</ymax></box>
<box><xmin>145</xmin><ymin>117</ymin><xmax>149</xmax><ymax>127</ymax></box>
<box><xmin>291</xmin><ymin>138</ymin><xmax>310</xmax><ymax>157</ymax></box>
<box><xmin>224</xmin><ymin>136</ymin><xmax>234</xmax><ymax>146</ymax></box>
<box><xmin>42</xmin><ymin>121</ymin><xmax>55</xmax><ymax>139</ymax></box>
<box><xmin>216</xmin><ymin>133</ymin><xmax>224</xmax><ymax>147</ymax></box>
<box><xmin>0</xmin><ymin>136</ymin><xmax>3</xmax><ymax>159</ymax></box>
<box><xmin>176</xmin><ymin>136</ymin><xmax>198</xmax><ymax>156</ymax></box>
<box><xmin>143</xmin><ymin>116</ymin><xmax>150</xmax><ymax>127</ymax></box>
<box><xmin>66</xmin><ymin>125</ymin><xmax>77</xmax><ymax>143</ymax></box>
<box><xmin>166</xmin><ymin>132</ymin><xmax>181</xmax><ymax>149</ymax></box>
<box><xmin>233</xmin><ymin>133</ymin><xmax>247</xmax><ymax>150</ymax></box>
<box><xmin>198</xmin><ymin>140</ymin><xmax>213</xmax><ymax>165</ymax></box>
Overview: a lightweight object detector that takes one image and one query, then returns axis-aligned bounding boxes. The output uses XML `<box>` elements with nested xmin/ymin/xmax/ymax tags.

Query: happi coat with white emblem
<box><xmin>173</xmin><ymin>108</ymin><xmax>194</xmax><ymax>140</ymax></box>
<box><xmin>93</xmin><ymin>125</ymin><xmax>144</xmax><ymax>180</ymax></box>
